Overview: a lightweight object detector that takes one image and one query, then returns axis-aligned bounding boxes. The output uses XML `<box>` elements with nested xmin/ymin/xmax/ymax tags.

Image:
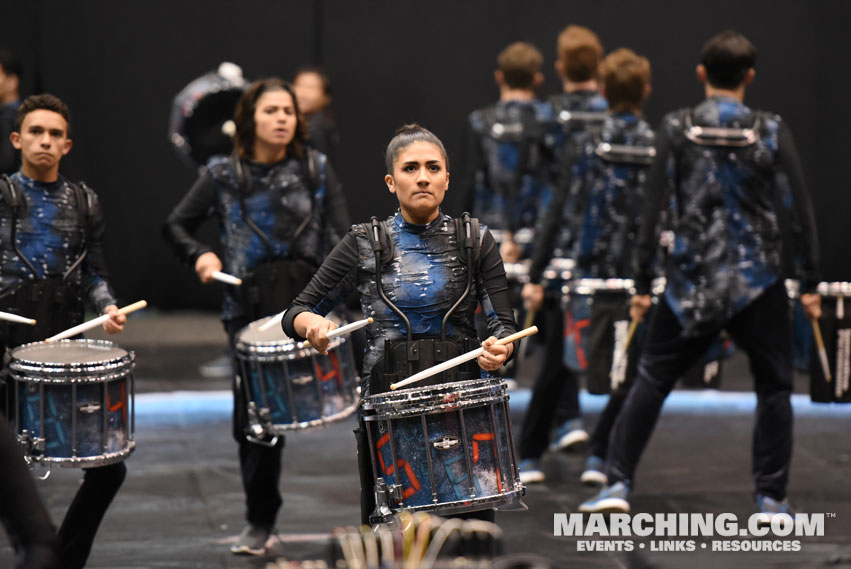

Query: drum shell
<box><xmin>363</xmin><ymin>378</ymin><xmax>524</xmax><ymax>516</ymax></box>
<box><xmin>8</xmin><ymin>339</ymin><xmax>135</xmax><ymax>468</ymax></box>
<box><xmin>235</xmin><ymin>316</ymin><xmax>361</xmax><ymax>431</ymax></box>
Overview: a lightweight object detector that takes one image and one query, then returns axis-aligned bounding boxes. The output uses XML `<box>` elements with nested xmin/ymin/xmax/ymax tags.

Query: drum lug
<box><xmin>17</xmin><ymin>430</ymin><xmax>46</xmax><ymax>468</ymax></box>
<box><xmin>369</xmin><ymin>478</ymin><xmax>398</xmax><ymax>525</ymax></box>
<box><xmin>245</xmin><ymin>403</ymin><xmax>278</xmax><ymax>447</ymax></box>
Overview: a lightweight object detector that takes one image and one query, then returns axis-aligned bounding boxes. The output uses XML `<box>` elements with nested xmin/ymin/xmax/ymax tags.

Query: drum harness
<box><xmin>366</xmin><ymin>212</ymin><xmax>483</xmax><ymax>395</ymax></box>
<box><xmin>0</xmin><ymin>174</ymin><xmax>94</xmax><ymax>350</ymax></box>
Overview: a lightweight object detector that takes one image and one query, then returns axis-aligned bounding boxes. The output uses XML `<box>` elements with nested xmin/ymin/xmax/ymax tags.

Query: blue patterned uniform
<box><xmin>636</xmin><ymin>96</ymin><xmax>820</xmax><ymax>336</ymax></box>
<box><xmin>0</xmin><ymin>172</ymin><xmax>116</xmax><ymax>314</ymax></box>
<box><xmin>463</xmin><ymin>100</ymin><xmax>557</xmax><ymax>235</ymax></box>
<box><xmin>163</xmin><ymin>153</ymin><xmax>349</xmax><ymax>320</ymax></box>
<box><xmin>285</xmin><ymin>211</ymin><xmax>518</xmax><ymax>396</ymax></box>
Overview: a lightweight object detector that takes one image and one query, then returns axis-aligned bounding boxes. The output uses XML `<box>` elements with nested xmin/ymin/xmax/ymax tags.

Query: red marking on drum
<box><xmin>564</xmin><ymin>312</ymin><xmax>590</xmax><ymax>369</ymax></box>
<box><xmin>314</xmin><ymin>352</ymin><xmax>341</xmax><ymax>383</ymax></box>
<box><xmin>376</xmin><ymin>432</ymin><xmax>422</xmax><ymax>499</ymax></box>
<box><xmin>472</xmin><ymin>432</ymin><xmax>502</xmax><ymax>493</ymax></box>
<box><xmin>107</xmin><ymin>382</ymin><xmax>127</xmax><ymax>422</ymax></box>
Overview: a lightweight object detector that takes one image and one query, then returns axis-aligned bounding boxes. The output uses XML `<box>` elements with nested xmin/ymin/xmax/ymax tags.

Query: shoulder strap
<box><xmin>0</xmin><ymin>174</ymin><xmax>23</xmax><ymax>217</ymax></box>
<box><xmin>454</xmin><ymin>212</ymin><xmax>480</xmax><ymax>266</ymax></box>
<box><xmin>364</xmin><ymin>217</ymin><xmax>395</xmax><ymax>267</ymax></box>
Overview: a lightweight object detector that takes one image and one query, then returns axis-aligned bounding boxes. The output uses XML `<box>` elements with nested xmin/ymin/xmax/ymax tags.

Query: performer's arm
<box><xmin>283</xmin><ymin>230</ymin><xmax>360</xmax><ymax>342</ymax></box>
<box><xmin>634</xmin><ymin>124</ymin><xmax>672</xmax><ymax>295</ymax></box>
<box><xmin>477</xmin><ymin>230</ymin><xmax>519</xmax><ymax>363</ymax></box>
<box><xmin>322</xmin><ymin>159</ymin><xmax>351</xmax><ymax>245</ymax></box>
<box><xmin>161</xmin><ymin>169</ymin><xmax>217</xmax><ymax>266</ymax></box>
<box><xmin>776</xmin><ymin>121</ymin><xmax>820</xmax><ymax>292</ymax></box>
<box><xmin>81</xmin><ymin>188</ymin><xmax>118</xmax><ymax>315</ymax></box>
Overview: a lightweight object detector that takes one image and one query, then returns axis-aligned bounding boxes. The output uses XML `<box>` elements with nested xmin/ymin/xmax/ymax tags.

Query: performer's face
<box><xmin>385</xmin><ymin>141</ymin><xmax>449</xmax><ymax>224</ymax></box>
<box><xmin>293</xmin><ymin>72</ymin><xmax>329</xmax><ymax>115</ymax></box>
<box><xmin>10</xmin><ymin>109</ymin><xmax>72</xmax><ymax>175</ymax></box>
<box><xmin>253</xmin><ymin>89</ymin><xmax>297</xmax><ymax>149</ymax></box>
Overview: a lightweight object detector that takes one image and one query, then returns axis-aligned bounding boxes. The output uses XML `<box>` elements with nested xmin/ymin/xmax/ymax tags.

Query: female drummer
<box><xmin>283</xmin><ymin>124</ymin><xmax>519</xmax><ymax>524</ymax></box>
<box><xmin>163</xmin><ymin>77</ymin><xmax>350</xmax><ymax>556</ymax></box>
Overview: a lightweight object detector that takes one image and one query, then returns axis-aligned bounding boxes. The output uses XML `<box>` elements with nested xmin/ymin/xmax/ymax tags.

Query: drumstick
<box><xmin>212</xmin><ymin>271</ymin><xmax>242</xmax><ymax>286</ymax></box>
<box><xmin>390</xmin><ymin>326</ymin><xmax>538</xmax><ymax>391</ymax></box>
<box><xmin>257</xmin><ymin>310</ymin><xmax>285</xmax><ymax>332</ymax></box>
<box><xmin>302</xmin><ymin>317</ymin><xmax>374</xmax><ymax>348</ymax></box>
<box><xmin>810</xmin><ymin>318</ymin><xmax>832</xmax><ymax>382</ymax></box>
<box><xmin>45</xmin><ymin>300</ymin><xmax>148</xmax><ymax>343</ymax></box>
<box><xmin>611</xmin><ymin>318</ymin><xmax>640</xmax><ymax>379</ymax></box>
<box><xmin>0</xmin><ymin>310</ymin><xmax>36</xmax><ymax>326</ymax></box>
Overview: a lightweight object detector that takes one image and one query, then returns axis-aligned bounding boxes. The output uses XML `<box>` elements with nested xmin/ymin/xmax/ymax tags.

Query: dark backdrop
<box><xmin>3</xmin><ymin>0</ymin><xmax>849</xmax><ymax>310</ymax></box>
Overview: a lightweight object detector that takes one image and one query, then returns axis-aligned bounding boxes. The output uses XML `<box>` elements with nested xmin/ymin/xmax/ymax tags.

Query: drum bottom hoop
<box><xmin>29</xmin><ymin>441</ymin><xmax>135</xmax><ymax>469</ymax></box>
<box><xmin>383</xmin><ymin>489</ymin><xmax>526</xmax><ymax>519</ymax></box>
<box><xmin>266</xmin><ymin>400</ymin><xmax>359</xmax><ymax>433</ymax></box>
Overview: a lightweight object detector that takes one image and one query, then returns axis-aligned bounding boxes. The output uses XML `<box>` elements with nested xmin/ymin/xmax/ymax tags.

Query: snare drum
<box><xmin>7</xmin><ymin>339</ymin><xmax>135</xmax><ymax>468</ymax></box>
<box><xmin>362</xmin><ymin>378</ymin><xmax>524</xmax><ymax>521</ymax></box>
<box><xmin>808</xmin><ymin>282</ymin><xmax>851</xmax><ymax>403</ymax></box>
<box><xmin>234</xmin><ymin>314</ymin><xmax>360</xmax><ymax>434</ymax></box>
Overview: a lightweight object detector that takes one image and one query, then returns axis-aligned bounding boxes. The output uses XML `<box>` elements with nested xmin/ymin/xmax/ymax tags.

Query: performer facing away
<box><xmin>515</xmin><ymin>24</ymin><xmax>609</xmax><ymax>484</ymax></box>
<box><xmin>580</xmin><ymin>30</ymin><xmax>821</xmax><ymax>522</ymax></box>
<box><xmin>0</xmin><ymin>94</ymin><xmax>127</xmax><ymax>569</ymax></box>
<box><xmin>163</xmin><ymin>77</ymin><xmax>350</xmax><ymax>556</ymax></box>
<box><xmin>522</xmin><ymin>48</ymin><xmax>656</xmax><ymax>486</ymax></box>
<box><xmin>283</xmin><ymin>124</ymin><xmax>519</xmax><ymax>524</ymax></box>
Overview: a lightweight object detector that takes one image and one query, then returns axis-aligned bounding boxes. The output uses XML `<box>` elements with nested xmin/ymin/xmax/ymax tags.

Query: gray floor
<box><xmin>2</xmin><ymin>311</ymin><xmax>850</xmax><ymax>568</ymax></box>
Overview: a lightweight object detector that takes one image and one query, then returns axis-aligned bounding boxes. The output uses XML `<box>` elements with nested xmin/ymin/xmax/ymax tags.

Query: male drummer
<box><xmin>580</xmin><ymin>31</ymin><xmax>821</xmax><ymax>522</ymax></box>
<box><xmin>459</xmin><ymin>41</ymin><xmax>555</xmax><ymax>262</ymax></box>
<box><xmin>523</xmin><ymin>48</ymin><xmax>656</xmax><ymax>485</ymax></box>
<box><xmin>0</xmin><ymin>93</ymin><xmax>127</xmax><ymax>568</ymax></box>
<box><xmin>515</xmin><ymin>25</ymin><xmax>608</xmax><ymax>484</ymax></box>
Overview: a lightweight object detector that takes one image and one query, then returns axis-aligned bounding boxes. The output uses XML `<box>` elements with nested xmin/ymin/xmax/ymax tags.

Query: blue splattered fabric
<box><xmin>636</xmin><ymin>96</ymin><xmax>820</xmax><ymax>335</ymax></box>
<box><xmin>284</xmin><ymin>210</ymin><xmax>518</xmax><ymax>395</ymax></box>
<box><xmin>0</xmin><ymin>172</ymin><xmax>116</xmax><ymax>314</ymax></box>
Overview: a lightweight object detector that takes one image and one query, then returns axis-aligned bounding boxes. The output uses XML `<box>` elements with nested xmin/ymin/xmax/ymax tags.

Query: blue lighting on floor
<box><xmin>134</xmin><ymin>387</ymin><xmax>851</xmax><ymax>427</ymax></box>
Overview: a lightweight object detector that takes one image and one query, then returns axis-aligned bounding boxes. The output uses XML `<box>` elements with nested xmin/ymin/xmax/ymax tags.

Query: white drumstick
<box><xmin>303</xmin><ymin>317</ymin><xmax>374</xmax><ymax>348</ymax></box>
<box><xmin>45</xmin><ymin>300</ymin><xmax>148</xmax><ymax>343</ymax></box>
<box><xmin>212</xmin><ymin>271</ymin><xmax>242</xmax><ymax>286</ymax></box>
<box><xmin>390</xmin><ymin>326</ymin><xmax>538</xmax><ymax>390</ymax></box>
<box><xmin>0</xmin><ymin>310</ymin><xmax>36</xmax><ymax>326</ymax></box>
<box><xmin>258</xmin><ymin>310</ymin><xmax>285</xmax><ymax>332</ymax></box>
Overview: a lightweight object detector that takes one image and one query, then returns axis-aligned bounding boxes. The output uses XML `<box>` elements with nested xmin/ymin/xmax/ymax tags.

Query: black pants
<box><xmin>57</xmin><ymin>462</ymin><xmax>126</xmax><ymax>569</ymax></box>
<box><xmin>518</xmin><ymin>299</ymin><xmax>581</xmax><ymax>460</ymax></box>
<box><xmin>0</xmin><ymin>414</ymin><xmax>61</xmax><ymax>569</ymax></box>
<box><xmin>606</xmin><ymin>281</ymin><xmax>794</xmax><ymax>500</ymax></box>
<box><xmin>225</xmin><ymin>318</ymin><xmax>284</xmax><ymax>529</ymax></box>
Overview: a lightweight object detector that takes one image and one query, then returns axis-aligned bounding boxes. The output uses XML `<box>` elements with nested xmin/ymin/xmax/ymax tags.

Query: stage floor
<box><xmin>2</xmin><ymin>311</ymin><xmax>849</xmax><ymax>569</ymax></box>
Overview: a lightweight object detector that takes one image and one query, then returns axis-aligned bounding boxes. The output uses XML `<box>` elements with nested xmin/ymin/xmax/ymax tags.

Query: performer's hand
<box><xmin>800</xmin><ymin>293</ymin><xmax>822</xmax><ymax>320</ymax></box>
<box><xmin>102</xmin><ymin>305</ymin><xmax>126</xmax><ymax>334</ymax></box>
<box><xmin>522</xmin><ymin>283</ymin><xmax>544</xmax><ymax>312</ymax></box>
<box><xmin>295</xmin><ymin>312</ymin><xmax>337</xmax><ymax>355</ymax></box>
<box><xmin>500</xmin><ymin>237</ymin><xmax>521</xmax><ymax>264</ymax></box>
<box><xmin>630</xmin><ymin>295</ymin><xmax>652</xmax><ymax>322</ymax></box>
<box><xmin>478</xmin><ymin>336</ymin><xmax>511</xmax><ymax>371</ymax></box>
<box><xmin>195</xmin><ymin>252</ymin><xmax>223</xmax><ymax>284</ymax></box>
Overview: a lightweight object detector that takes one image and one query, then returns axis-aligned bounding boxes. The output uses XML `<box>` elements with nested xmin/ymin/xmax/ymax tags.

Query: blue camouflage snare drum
<box><xmin>363</xmin><ymin>378</ymin><xmax>524</xmax><ymax>521</ymax></box>
<box><xmin>8</xmin><ymin>339</ymin><xmax>135</xmax><ymax>468</ymax></box>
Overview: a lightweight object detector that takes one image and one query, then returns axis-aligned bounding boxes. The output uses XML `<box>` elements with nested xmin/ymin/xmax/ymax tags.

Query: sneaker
<box><xmin>755</xmin><ymin>494</ymin><xmax>793</xmax><ymax>528</ymax></box>
<box><xmin>578</xmin><ymin>482</ymin><xmax>630</xmax><ymax>514</ymax></box>
<box><xmin>580</xmin><ymin>455</ymin><xmax>608</xmax><ymax>487</ymax></box>
<box><xmin>518</xmin><ymin>458</ymin><xmax>545</xmax><ymax>484</ymax></box>
<box><xmin>230</xmin><ymin>523</ymin><xmax>271</xmax><ymax>556</ymax></box>
<box><xmin>550</xmin><ymin>419</ymin><xmax>589</xmax><ymax>452</ymax></box>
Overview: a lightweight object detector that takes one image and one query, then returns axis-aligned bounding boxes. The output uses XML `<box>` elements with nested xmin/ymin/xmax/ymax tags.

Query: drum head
<box><xmin>237</xmin><ymin>316</ymin><xmax>294</xmax><ymax>345</ymax></box>
<box><xmin>11</xmin><ymin>339</ymin><xmax>128</xmax><ymax>364</ymax></box>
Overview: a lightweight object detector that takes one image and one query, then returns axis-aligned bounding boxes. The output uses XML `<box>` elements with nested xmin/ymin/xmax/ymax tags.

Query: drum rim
<box><xmin>9</xmin><ymin>339</ymin><xmax>133</xmax><ymax>370</ymax></box>
<box><xmin>28</xmin><ymin>441</ymin><xmax>135</xmax><ymax>468</ymax></box>
<box><xmin>235</xmin><ymin>314</ymin><xmax>347</xmax><ymax>356</ymax></box>
<box><xmin>379</xmin><ymin>489</ymin><xmax>525</xmax><ymax>519</ymax></box>
<box><xmin>362</xmin><ymin>378</ymin><xmax>509</xmax><ymax>418</ymax></box>
<box><xmin>265</xmin><ymin>398</ymin><xmax>360</xmax><ymax>433</ymax></box>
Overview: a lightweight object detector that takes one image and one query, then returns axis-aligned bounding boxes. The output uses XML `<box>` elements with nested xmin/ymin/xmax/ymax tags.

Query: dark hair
<box><xmin>557</xmin><ymin>25</ymin><xmax>603</xmax><ymax>82</ymax></box>
<box><xmin>0</xmin><ymin>49</ymin><xmax>22</xmax><ymax>78</ymax></box>
<box><xmin>700</xmin><ymin>30</ymin><xmax>757</xmax><ymax>89</ymax></box>
<box><xmin>384</xmin><ymin>124</ymin><xmax>449</xmax><ymax>174</ymax></box>
<box><xmin>294</xmin><ymin>65</ymin><xmax>333</xmax><ymax>97</ymax></box>
<box><xmin>497</xmin><ymin>42</ymin><xmax>543</xmax><ymax>90</ymax></box>
<box><xmin>232</xmin><ymin>77</ymin><xmax>307</xmax><ymax>160</ymax></box>
<box><xmin>599</xmin><ymin>48</ymin><xmax>651</xmax><ymax>114</ymax></box>
<box><xmin>15</xmin><ymin>93</ymin><xmax>71</xmax><ymax>135</ymax></box>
